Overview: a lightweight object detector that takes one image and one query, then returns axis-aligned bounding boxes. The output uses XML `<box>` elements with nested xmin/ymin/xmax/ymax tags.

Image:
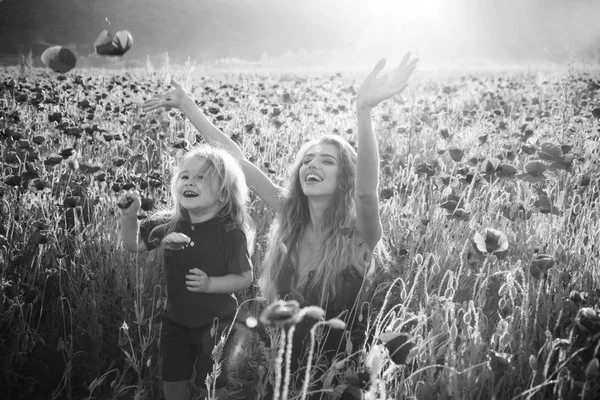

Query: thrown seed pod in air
<box><xmin>41</xmin><ymin>46</ymin><xmax>77</xmax><ymax>73</ymax></box>
<box><xmin>94</xmin><ymin>29</ymin><xmax>134</xmax><ymax>56</ymax></box>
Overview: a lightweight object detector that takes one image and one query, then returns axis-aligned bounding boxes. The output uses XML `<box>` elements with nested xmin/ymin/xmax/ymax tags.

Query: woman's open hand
<box><xmin>357</xmin><ymin>52</ymin><xmax>419</xmax><ymax>110</ymax></box>
<box><xmin>142</xmin><ymin>79</ymin><xmax>189</xmax><ymax>112</ymax></box>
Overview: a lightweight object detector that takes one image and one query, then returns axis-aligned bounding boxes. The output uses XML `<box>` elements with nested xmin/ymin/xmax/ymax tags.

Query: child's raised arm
<box><xmin>354</xmin><ymin>53</ymin><xmax>418</xmax><ymax>250</ymax></box>
<box><xmin>142</xmin><ymin>80</ymin><xmax>283</xmax><ymax>213</ymax></box>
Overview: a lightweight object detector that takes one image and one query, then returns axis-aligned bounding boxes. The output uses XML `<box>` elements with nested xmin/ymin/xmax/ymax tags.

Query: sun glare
<box><xmin>343</xmin><ymin>0</ymin><xmax>468</xmax><ymax>65</ymax></box>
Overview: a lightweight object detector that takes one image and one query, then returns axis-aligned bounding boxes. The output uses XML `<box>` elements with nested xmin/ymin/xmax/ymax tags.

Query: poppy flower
<box><xmin>548</xmin><ymin>153</ymin><xmax>575</xmax><ymax>171</ymax></box>
<box><xmin>517</xmin><ymin>161</ymin><xmax>547</xmax><ymax>184</ymax></box>
<box><xmin>496</xmin><ymin>163</ymin><xmax>517</xmax><ymax>179</ymax></box>
<box><xmin>340</xmin><ymin>385</ymin><xmax>364</xmax><ymax>400</ymax></box>
<box><xmin>487</xmin><ymin>350</ymin><xmax>512</xmax><ymax>373</ymax></box>
<box><xmin>78</xmin><ymin>162</ymin><xmax>102</xmax><ymax>174</ymax></box>
<box><xmin>472</xmin><ymin>228</ymin><xmax>508</xmax><ymax>256</ymax></box>
<box><xmin>41</xmin><ymin>46</ymin><xmax>76</xmax><ymax>73</ymax></box>
<box><xmin>501</xmin><ymin>203</ymin><xmax>531</xmax><ymax>221</ymax></box>
<box><xmin>162</xmin><ymin>232</ymin><xmax>191</xmax><ymax>250</ymax></box>
<box><xmin>575</xmin><ymin>307</ymin><xmax>600</xmax><ymax>337</ymax></box>
<box><xmin>450</xmin><ymin>208</ymin><xmax>470</xmax><ymax>221</ymax></box>
<box><xmin>533</xmin><ymin>194</ymin><xmax>559</xmax><ymax>215</ymax></box>
<box><xmin>529</xmin><ymin>254</ymin><xmax>555</xmax><ymax>279</ymax></box>
<box><xmin>140</xmin><ymin>197</ymin><xmax>154</xmax><ymax>211</ymax></box>
<box><xmin>259</xmin><ymin>299</ymin><xmax>301</xmax><ymax>328</ymax></box>
<box><xmin>448</xmin><ymin>145</ymin><xmax>465</xmax><ymax>162</ymax></box>
<box><xmin>537</xmin><ymin>142</ymin><xmax>563</xmax><ymax>162</ymax></box>
<box><xmin>414</xmin><ymin>162</ymin><xmax>436</xmax><ymax>177</ymax></box>
<box><xmin>44</xmin><ymin>154</ymin><xmax>64</xmax><ymax>166</ymax></box>
<box><xmin>380</xmin><ymin>331</ymin><xmax>414</xmax><ymax>365</ymax></box>
<box><xmin>481</xmin><ymin>158</ymin><xmax>501</xmax><ymax>175</ymax></box>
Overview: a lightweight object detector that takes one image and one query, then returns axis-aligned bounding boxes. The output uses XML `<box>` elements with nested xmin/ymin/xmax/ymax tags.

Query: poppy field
<box><xmin>1</xmin><ymin>58</ymin><xmax>600</xmax><ymax>400</ymax></box>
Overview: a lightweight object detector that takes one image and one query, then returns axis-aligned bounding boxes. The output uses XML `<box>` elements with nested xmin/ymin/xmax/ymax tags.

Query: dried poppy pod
<box><xmin>41</xmin><ymin>46</ymin><xmax>76</xmax><ymax>73</ymax></box>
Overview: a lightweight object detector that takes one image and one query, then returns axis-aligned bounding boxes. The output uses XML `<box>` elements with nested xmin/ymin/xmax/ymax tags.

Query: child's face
<box><xmin>175</xmin><ymin>158</ymin><xmax>222</xmax><ymax>216</ymax></box>
<box><xmin>299</xmin><ymin>142</ymin><xmax>341</xmax><ymax>199</ymax></box>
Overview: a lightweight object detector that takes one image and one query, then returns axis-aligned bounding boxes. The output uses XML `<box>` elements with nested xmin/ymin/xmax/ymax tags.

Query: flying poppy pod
<box><xmin>94</xmin><ymin>29</ymin><xmax>134</xmax><ymax>56</ymax></box>
<box><xmin>41</xmin><ymin>46</ymin><xmax>77</xmax><ymax>73</ymax></box>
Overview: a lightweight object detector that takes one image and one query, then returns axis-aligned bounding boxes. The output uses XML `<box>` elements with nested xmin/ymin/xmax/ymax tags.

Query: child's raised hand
<box><xmin>357</xmin><ymin>52</ymin><xmax>419</xmax><ymax>110</ymax></box>
<box><xmin>142</xmin><ymin>79</ymin><xmax>189</xmax><ymax>113</ymax></box>
<box><xmin>161</xmin><ymin>232</ymin><xmax>191</xmax><ymax>250</ymax></box>
<box><xmin>186</xmin><ymin>268</ymin><xmax>211</xmax><ymax>292</ymax></box>
<box><xmin>117</xmin><ymin>190</ymin><xmax>141</xmax><ymax>216</ymax></box>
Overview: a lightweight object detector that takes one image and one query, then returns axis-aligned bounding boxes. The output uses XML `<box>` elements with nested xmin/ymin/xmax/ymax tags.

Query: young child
<box><xmin>119</xmin><ymin>145</ymin><xmax>254</xmax><ymax>400</ymax></box>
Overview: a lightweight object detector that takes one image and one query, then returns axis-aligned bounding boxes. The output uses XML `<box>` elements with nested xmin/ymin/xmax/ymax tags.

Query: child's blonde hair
<box><xmin>151</xmin><ymin>145</ymin><xmax>254</xmax><ymax>250</ymax></box>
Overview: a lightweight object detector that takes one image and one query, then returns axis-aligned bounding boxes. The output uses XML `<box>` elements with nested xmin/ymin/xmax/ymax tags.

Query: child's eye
<box><xmin>181</xmin><ymin>175</ymin><xmax>189</xmax><ymax>180</ymax></box>
<box><xmin>323</xmin><ymin>160</ymin><xmax>334</xmax><ymax>165</ymax></box>
<box><xmin>196</xmin><ymin>175</ymin><xmax>205</xmax><ymax>180</ymax></box>
<box><xmin>302</xmin><ymin>159</ymin><xmax>311</xmax><ymax>165</ymax></box>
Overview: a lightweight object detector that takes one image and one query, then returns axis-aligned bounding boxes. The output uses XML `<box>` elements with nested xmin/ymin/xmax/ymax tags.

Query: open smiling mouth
<box><xmin>305</xmin><ymin>173</ymin><xmax>322</xmax><ymax>183</ymax></box>
<box><xmin>183</xmin><ymin>191</ymin><xmax>199</xmax><ymax>198</ymax></box>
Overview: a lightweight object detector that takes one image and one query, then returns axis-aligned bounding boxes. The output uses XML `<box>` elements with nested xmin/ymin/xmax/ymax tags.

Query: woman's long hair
<box><xmin>149</xmin><ymin>145</ymin><xmax>254</xmax><ymax>250</ymax></box>
<box><xmin>260</xmin><ymin>135</ymin><xmax>362</xmax><ymax>305</ymax></box>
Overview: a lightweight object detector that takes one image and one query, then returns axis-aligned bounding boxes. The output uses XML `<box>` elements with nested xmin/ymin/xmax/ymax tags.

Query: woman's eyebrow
<box><xmin>304</xmin><ymin>152</ymin><xmax>338</xmax><ymax>161</ymax></box>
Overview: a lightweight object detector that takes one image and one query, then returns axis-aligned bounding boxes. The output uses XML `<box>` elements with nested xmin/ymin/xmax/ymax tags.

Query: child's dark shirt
<box><xmin>140</xmin><ymin>215</ymin><xmax>252</xmax><ymax>328</ymax></box>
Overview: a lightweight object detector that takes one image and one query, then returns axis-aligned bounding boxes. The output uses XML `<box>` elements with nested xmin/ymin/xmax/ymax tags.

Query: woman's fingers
<box><xmin>369</xmin><ymin>58</ymin><xmax>387</xmax><ymax>80</ymax></box>
<box><xmin>170</xmin><ymin>79</ymin><xmax>182</xmax><ymax>89</ymax></box>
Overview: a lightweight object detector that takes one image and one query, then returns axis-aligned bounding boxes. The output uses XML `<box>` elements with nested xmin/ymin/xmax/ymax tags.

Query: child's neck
<box><xmin>187</xmin><ymin>209</ymin><xmax>219</xmax><ymax>224</ymax></box>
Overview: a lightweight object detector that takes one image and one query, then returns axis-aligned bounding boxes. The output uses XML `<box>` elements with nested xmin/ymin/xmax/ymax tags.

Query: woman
<box><xmin>143</xmin><ymin>53</ymin><xmax>418</xmax><ymax>393</ymax></box>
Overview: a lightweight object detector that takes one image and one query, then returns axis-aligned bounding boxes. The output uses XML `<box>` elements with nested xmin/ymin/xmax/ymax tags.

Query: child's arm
<box><xmin>119</xmin><ymin>191</ymin><xmax>147</xmax><ymax>253</ymax></box>
<box><xmin>354</xmin><ymin>54</ymin><xmax>418</xmax><ymax>251</ymax></box>
<box><xmin>142</xmin><ymin>80</ymin><xmax>283</xmax><ymax>213</ymax></box>
<box><xmin>186</xmin><ymin>269</ymin><xmax>253</xmax><ymax>294</ymax></box>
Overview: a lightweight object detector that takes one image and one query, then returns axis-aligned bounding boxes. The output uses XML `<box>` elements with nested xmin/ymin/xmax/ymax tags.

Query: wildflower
<box><xmin>472</xmin><ymin>228</ymin><xmax>508</xmax><ymax>256</ymax></box>
<box><xmin>487</xmin><ymin>350</ymin><xmax>512</xmax><ymax>373</ymax></box>
<box><xmin>575</xmin><ymin>307</ymin><xmax>600</xmax><ymax>336</ymax></box>
<box><xmin>529</xmin><ymin>254</ymin><xmax>555</xmax><ymax>279</ymax></box>
<box><xmin>380</xmin><ymin>332</ymin><xmax>414</xmax><ymax>365</ymax></box>
<box><xmin>517</xmin><ymin>161</ymin><xmax>547</xmax><ymax>184</ymax></box>
<box><xmin>259</xmin><ymin>299</ymin><xmax>301</xmax><ymax>328</ymax></box>
<box><xmin>447</xmin><ymin>145</ymin><xmax>464</xmax><ymax>162</ymax></box>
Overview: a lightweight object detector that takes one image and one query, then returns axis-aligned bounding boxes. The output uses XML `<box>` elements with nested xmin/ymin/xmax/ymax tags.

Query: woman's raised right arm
<box><xmin>143</xmin><ymin>80</ymin><xmax>282</xmax><ymax>212</ymax></box>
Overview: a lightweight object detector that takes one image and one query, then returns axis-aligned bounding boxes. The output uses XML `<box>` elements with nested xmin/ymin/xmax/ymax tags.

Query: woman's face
<box><xmin>299</xmin><ymin>143</ymin><xmax>341</xmax><ymax>199</ymax></box>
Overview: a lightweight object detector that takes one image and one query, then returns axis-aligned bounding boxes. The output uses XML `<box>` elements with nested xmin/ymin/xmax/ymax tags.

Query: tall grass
<box><xmin>0</xmin><ymin>61</ymin><xmax>599</xmax><ymax>399</ymax></box>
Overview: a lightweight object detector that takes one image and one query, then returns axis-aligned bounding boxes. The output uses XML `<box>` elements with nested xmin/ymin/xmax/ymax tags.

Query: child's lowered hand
<box><xmin>118</xmin><ymin>190</ymin><xmax>141</xmax><ymax>217</ymax></box>
<box><xmin>161</xmin><ymin>232</ymin><xmax>191</xmax><ymax>250</ymax></box>
<box><xmin>186</xmin><ymin>268</ymin><xmax>211</xmax><ymax>292</ymax></box>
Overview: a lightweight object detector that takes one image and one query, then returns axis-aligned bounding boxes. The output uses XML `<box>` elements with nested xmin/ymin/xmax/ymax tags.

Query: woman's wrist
<box><xmin>356</xmin><ymin>101</ymin><xmax>373</xmax><ymax>114</ymax></box>
<box><xmin>179</xmin><ymin>94</ymin><xmax>198</xmax><ymax>113</ymax></box>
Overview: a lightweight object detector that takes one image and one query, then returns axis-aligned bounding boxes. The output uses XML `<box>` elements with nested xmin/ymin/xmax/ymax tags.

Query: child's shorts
<box><xmin>160</xmin><ymin>315</ymin><xmax>236</xmax><ymax>389</ymax></box>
